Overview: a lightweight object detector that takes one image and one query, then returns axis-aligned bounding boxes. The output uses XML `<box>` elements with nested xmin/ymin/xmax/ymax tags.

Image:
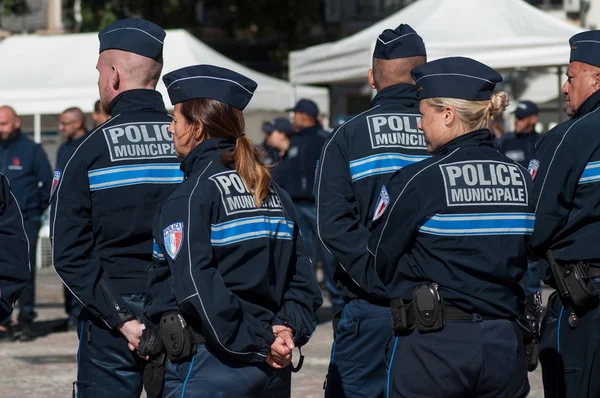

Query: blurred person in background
<box><xmin>496</xmin><ymin>100</ymin><xmax>540</xmax><ymax>168</ymax></box>
<box><xmin>92</xmin><ymin>99</ymin><xmax>111</xmax><ymax>127</ymax></box>
<box><xmin>0</xmin><ymin>105</ymin><xmax>52</xmax><ymax>342</ymax></box>
<box><xmin>279</xmin><ymin>99</ymin><xmax>344</xmax><ymax>316</ymax></box>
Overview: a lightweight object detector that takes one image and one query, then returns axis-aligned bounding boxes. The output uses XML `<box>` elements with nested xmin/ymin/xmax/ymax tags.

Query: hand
<box><xmin>272</xmin><ymin>325</ymin><xmax>295</xmax><ymax>350</ymax></box>
<box><xmin>266</xmin><ymin>325</ymin><xmax>295</xmax><ymax>369</ymax></box>
<box><xmin>118</xmin><ymin>318</ymin><xmax>145</xmax><ymax>351</ymax></box>
<box><xmin>266</xmin><ymin>351</ymin><xmax>291</xmax><ymax>369</ymax></box>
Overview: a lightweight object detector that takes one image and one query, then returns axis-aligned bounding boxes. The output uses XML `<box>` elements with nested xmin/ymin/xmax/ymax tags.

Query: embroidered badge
<box><xmin>49</xmin><ymin>170</ymin><xmax>61</xmax><ymax>202</ymax></box>
<box><xmin>528</xmin><ymin>159</ymin><xmax>540</xmax><ymax>180</ymax></box>
<box><xmin>373</xmin><ymin>185</ymin><xmax>391</xmax><ymax>222</ymax></box>
<box><xmin>163</xmin><ymin>222</ymin><xmax>184</xmax><ymax>260</ymax></box>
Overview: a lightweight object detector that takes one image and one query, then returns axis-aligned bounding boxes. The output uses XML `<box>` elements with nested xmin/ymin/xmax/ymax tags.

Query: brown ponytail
<box><xmin>180</xmin><ymin>98</ymin><xmax>272</xmax><ymax>207</ymax></box>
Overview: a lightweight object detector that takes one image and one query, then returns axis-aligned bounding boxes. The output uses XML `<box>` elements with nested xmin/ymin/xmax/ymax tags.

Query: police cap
<box><xmin>373</xmin><ymin>24</ymin><xmax>426</xmax><ymax>60</ymax></box>
<box><xmin>163</xmin><ymin>64</ymin><xmax>257</xmax><ymax>110</ymax></box>
<box><xmin>513</xmin><ymin>100</ymin><xmax>539</xmax><ymax>118</ymax></box>
<box><xmin>569</xmin><ymin>30</ymin><xmax>600</xmax><ymax>68</ymax></box>
<box><xmin>99</xmin><ymin>18</ymin><xmax>165</xmax><ymax>60</ymax></box>
<box><xmin>286</xmin><ymin>99</ymin><xmax>319</xmax><ymax>119</ymax></box>
<box><xmin>411</xmin><ymin>56</ymin><xmax>503</xmax><ymax>101</ymax></box>
<box><xmin>262</xmin><ymin>118</ymin><xmax>294</xmax><ymax>135</ymax></box>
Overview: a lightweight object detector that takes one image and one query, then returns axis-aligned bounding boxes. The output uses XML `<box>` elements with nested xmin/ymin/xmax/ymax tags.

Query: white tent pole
<box><xmin>34</xmin><ymin>113</ymin><xmax>41</xmax><ymax>143</ymax></box>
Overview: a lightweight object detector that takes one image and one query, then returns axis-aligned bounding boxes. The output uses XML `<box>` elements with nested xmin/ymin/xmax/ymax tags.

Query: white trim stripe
<box><xmin>414</xmin><ymin>73</ymin><xmax>494</xmax><ymax>84</ymax></box>
<box><xmin>166</xmin><ymin>76</ymin><xmax>253</xmax><ymax>94</ymax></box>
<box><xmin>101</xmin><ymin>27</ymin><xmax>164</xmax><ymax>44</ymax></box>
<box><xmin>377</xmin><ymin>32</ymin><xmax>417</xmax><ymax>45</ymax></box>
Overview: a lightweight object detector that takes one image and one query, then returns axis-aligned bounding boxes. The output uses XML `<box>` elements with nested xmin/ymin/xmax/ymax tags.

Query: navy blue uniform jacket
<box><xmin>50</xmin><ymin>90</ymin><xmax>183</xmax><ymax>328</ymax></box>
<box><xmin>272</xmin><ymin>125</ymin><xmax>327</xmax><ymax>201</ymax></box>
<box><xmin>369</xmin><ymin>130</ymin><xmax>534</xmax><ymax>318</ymax></box>
<box><xmin>0</xmin><ymin>132</ymin><xmax>52</xmax><ymax>219</ymax></box>
<box><xmin>57</xmin><ymin>133</ymin><xmax>88</xmax><ymax>166</ymax></box>
<box><xmin>0</xmin><ymin>173</ymin><xmax>30</xmax><ymax>322</ymax></box>
<box><xmin>315</xmin><ymin>84</ymin><xmax>429</xmax><ymax>300</ymax></box>
<box><xmin>496</xmin><ymin>131</ymin><xmax>540</xmax><ymax>168</ymax></box>
<box><xmin>530</xmin><ymin>90</ymin><xmax>600</xmax><ymax>266</ymax></box>
<box><xmin>144</xmin><ymin>138</ymin><xmax>322</xmax><ymax>363</ymax></box>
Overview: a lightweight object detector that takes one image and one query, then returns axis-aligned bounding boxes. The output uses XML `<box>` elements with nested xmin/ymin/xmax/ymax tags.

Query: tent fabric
<box><xmin>0</xmin><ymin>29</ymin><xmax>329</xmax><ymax>116</ymax></box>
<box><xmin>289</xmin><ymin>0</ymin><xmax>583</xmax><ymax>85</ymax></box>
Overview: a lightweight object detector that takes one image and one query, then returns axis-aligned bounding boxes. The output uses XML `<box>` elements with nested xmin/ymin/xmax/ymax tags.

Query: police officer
<box><xmin>531</xmin><ymin>30</ymin><xmax>600</xmax><ymax>398</ymax></box>
<box><xmin>261</xmin><ymin>117</ymin><xmax>294</xmax><ymax>165</ymax></box>
<box><xmin>57</xmin><ymin>107</ymin><xmax>88</xmax><ymax>164</ymax></box>
<box><xmin>369</xmin><ymin>57</ymin><xmax>532</xmax><ymax>397</ymax></box>
<box><xmin>0</xmin><ymin>173</ymin><xmax>31</xmax><ymax>325</ymax></box>
<box><xmin>279</xmin><ymin>99</ymin><xmax>343</xmax><ymax>314</ymax></box>
<box><xmin>496</xmin><ymin>100</ymin><xmax>540</xmax><ymax>167</ymax></box>
<box><xmin>50</xmin><ymin>19</ymin><xmax>183</xmax><ymax>397</ymax></box>
<box><xmin>316</xmin><ymin>24</ymin><xmax>428</xmax><ymax>398</ymax></box>
<box><xmin>0</xmin><ymin>105</ymin><xmax>52</xmax><ymax>342</ymax></box>
<box><xmin>141</xmin><ymin>64</ymin><xmax>322</xmax><ymax>397</ymax></box>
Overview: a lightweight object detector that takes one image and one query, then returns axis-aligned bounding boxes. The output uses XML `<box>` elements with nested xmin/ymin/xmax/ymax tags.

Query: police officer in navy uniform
<box><xmin>531</xmin><ymin>30</ymin><xmax>600</xmax><ymax>398</ymax></box>
<box><xmin>276</xmin><ymin>99</ymin><xmax>344</xmax><ymax>313</ymax></box>
<box><xmin>141</xmin><ymin>65</ymin><xmax>322</xmax><ymax>397</ymax></box>
<box><xmin>369</xmin><ymin>57</ymin><xmax>532</xmax><ymax>397</ymax></box>
<box><xmin>496</xmin><ymin>100</ymin><xmax>540</xmax><ymax>167</ymax></box>
<box><xmin>0</xmin><ymin>173</ymin><xmax>31</xmax><ymax>325</ymax></box>
<box><xmin>261</xmin><ymin>117</ymin><xmax>294</xmax><ymax>166</ymax></box>
<box><xmin>50</xmin><ymin>19</ymin><xmax>183</xmax><ymax>397</ymax></box>
<box><xmin>0</xmin><ymin>105</ymin><xmax>52</xmax><ymax>342</ymax></box>
<box><xmin>316</xmin><ymin>24</ymin><xmax>428</xmax><ymax>398</ymax></box>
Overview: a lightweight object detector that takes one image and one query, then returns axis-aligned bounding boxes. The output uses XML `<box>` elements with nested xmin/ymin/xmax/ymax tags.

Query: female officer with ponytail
<box><xmin>142</xmin><ymin>65</ymin><xmax>322</xmax><ymax>397</ymax></box>
<box><xmin>368</xmin><ymin>57</ymin><xmax>533</xmax><ymax>398</ymax></box>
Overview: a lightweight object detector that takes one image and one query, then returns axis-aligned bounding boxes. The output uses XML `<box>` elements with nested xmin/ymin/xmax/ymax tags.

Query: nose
<box><xmin>417</xmin><ymin>118</ymin><xmax>423</xmax><ymax>131</ymax></box>
<box><xmin>167</xmin><ymin>120</ymin><xmax>175</xmax><ymax>135</ymax></box>
<box><xmin>562</xmin><ymin>81</ymin><xmax>569</xmax><ymax>97</ymax></box>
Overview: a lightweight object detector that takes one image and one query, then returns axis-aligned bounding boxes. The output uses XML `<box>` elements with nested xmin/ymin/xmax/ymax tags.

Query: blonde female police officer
<box><xmin>141</xmin><ymin>65</ymin><xmax>322</xmax><ymax>397</ymax></box>
<box><xmin>368</xmin><ymin>57</ymin><xmax>532</xmax><ymax>398</ymax></box>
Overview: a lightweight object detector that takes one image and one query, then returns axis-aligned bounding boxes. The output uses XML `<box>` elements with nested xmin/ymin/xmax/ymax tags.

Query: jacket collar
<box><xmin>180</xmin><ymin>137</ymin><xmax>236</xmax><ymax>178</ymax></box>
<box><xmin>110</xmin><ymin>89</ymin><xmax>167</xmax><ymax>115</ymax></box>
<box><xmin>435</xmin><ymin>129</ymin><xmax>494</xmax><ymax>155</ymax></box>
<box><xmin>371</xmin><ymin>83</ymin><xmax>419</xmax><ymax>109</ymax></box>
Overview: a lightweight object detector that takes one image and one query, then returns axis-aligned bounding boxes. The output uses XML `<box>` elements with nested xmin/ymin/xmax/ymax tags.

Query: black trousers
<box><xmin>75</xmin><ymin>294</ymin><xmax>146</xmax><ymax>398</ymax></box>
<box><xmin>16</xmin><ymin>217</ymin><xmax>41</xmax><ymax>323</ymax></box>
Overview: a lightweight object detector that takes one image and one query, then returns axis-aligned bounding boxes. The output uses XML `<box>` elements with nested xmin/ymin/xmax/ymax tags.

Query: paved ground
<box><xmin>0</xmin><ymin>269</ymin><xmax>546</xmax><ymax>397</ymax></box>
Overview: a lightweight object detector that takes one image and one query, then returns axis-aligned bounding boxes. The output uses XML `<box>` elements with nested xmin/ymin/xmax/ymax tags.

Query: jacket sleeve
<box><xmin>0</xmin><ymin>174</ymin><xmax>30</xmax><ymax>323</ymax></box>
<box><xmin>142</xmin><ymin>238</ymin><xmax>178</xmax><ymax>326</ymax></box>
<box><xmin>529</xmin><ymin>137</ymin><xmax>580</xmax><ymax>257</ymax></box>
<box><xmin>315</xmin><ymin>130</ymin><xmax>378</xmax><ymax>294</ymax></box>
<box><xmin>50</xmin><ymin>155</ymin><xmax>131</xmax><ymax>328</ymax></box>
<box><xmin>272</xmin><ymin>192</ymin><xmax>323</xmax><ymax>347</ymax></box>
<box><xmin>162</xmin><ymin>196</ymin><xmax>275</xmax><ymax>364</ymax></box>
<box><xmin>368</xmin><ymin>173</ymin><xmax>423</xmax><ymax>285</ymax></box>
<box><xmin>34</xmin><ymin>144</ymin><xmax>53</xmax><ymax>211</ymax></box>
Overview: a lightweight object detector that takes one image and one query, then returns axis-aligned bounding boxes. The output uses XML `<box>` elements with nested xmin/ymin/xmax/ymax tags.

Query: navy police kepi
<box><xmin>373</xmin><ymin>23</ymin><xmax>426</xmax><ymax>60</ymax></box>
<box><xmin>411</xmin><ymin>56</ymin><xmax>503</xmax><ymax>101</ymax></box>
<box><xmin>570</xmin><ymin>30</ymin><xmax>600</xmax><ymax>67</ymax></box>
<box><xmin>163</xmin><ymin>65</ymin><xmax>257</xmax><ymax>110</ymax></box>
<box><xmin>99</xmin><ymin>18</ymin><xmax>165</xmax><ymax>59</ymax></box>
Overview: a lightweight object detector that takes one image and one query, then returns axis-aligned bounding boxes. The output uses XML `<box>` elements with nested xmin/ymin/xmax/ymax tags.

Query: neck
<box><xmin>73</xmin><ymin>129</ymin><xmax>86</xmax><ymax>139</ymax></box>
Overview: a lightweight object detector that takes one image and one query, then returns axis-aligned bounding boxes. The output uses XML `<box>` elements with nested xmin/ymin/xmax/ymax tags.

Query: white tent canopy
<box><xmin>0</xmin><ymin>29</ymin><xmax>329</xmax><ymax>116</ymax></box>
<box><xmin>289</xmin><ymin>0</ymin><xmax>582</xmax><ymax>85</ymax></box>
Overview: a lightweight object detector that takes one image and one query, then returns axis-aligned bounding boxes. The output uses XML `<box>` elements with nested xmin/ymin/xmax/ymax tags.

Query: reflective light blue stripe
<box><xmin>181</xmin><ymin>355</ymin><xmax>196</xmax><ymax>398</ymax></box>
<box><xmin>557</xmin><ymin>305</ymin><xmax>564</xmax><ymax>354</ymax></box>
<box><xmin>349</xmin><ymin>153</ymin><xmax>429</xmax><ymax>181</ymax></box>
<box><xmin>88</xmin><ymin>163</ymin><xmax>183</xmax><ymax>191</ymax></box>
<box><xmin>418</xmin><ymin>213</ymin><xmax>535</xmax><ymax>236</ymax></box>
<box><xmin>579</xmin><ymin>161</ymin><xmax>600</xmax><ymax>184</ymax></box>
<box><xmin>152</xmin><ymin>240</ymin><xmax>165</xmax><ymax>260</ymax></box>
<box><xmin>387</xmin><ymin>336</ymin><xmax>399</xmax><ymax>398</ymax></box>
<box><xmin>210</xmin><ymin>216</ymin><xmax>294</xmax><ymax>246</ymax></box>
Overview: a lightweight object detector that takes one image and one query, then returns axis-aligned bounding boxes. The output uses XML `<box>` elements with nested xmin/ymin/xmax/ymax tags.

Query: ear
<box><xmin>368</xmin><ymin>69</ymin><xmax>376</xmax><ymax>89</ymax></box>
<box><xmin>443</xmin><ymin>106</ymin><xmax>455</xmax><ymax>127</ymax></box>
<box><xmin>111</xmin><ymin>65</ymin><xmax>121</xmax><ymax>91</ymax></box>
<box><xmin>14</xmin><ymin>116</ymin><xmax>21</xmax><ymax>130</ymax></box>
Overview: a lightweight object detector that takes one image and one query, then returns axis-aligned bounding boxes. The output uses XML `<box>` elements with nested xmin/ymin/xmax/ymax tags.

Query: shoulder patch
<box><xmin>373</xmin><ymin>185</ymin><xmax>391</xmax><ymax>222</ymax></box>
<box><xmin>528</xmin><ymin>159</ymin><xmax>540</xmax><ymax>180</ymax></box>
<box><xmin>49</xmin><ymin>170</ymin><xmax>61</xmax><ymax>202</ymax></box>
<box><xmin>163</xmin><ymin>222</ymin><xmax>184</xmax><ymax>260</ymax></box>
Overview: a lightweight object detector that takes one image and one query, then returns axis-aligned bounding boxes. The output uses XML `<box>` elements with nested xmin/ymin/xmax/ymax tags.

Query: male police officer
<box><xmin>0</xmin><ymin>172</ymin><xmax>31</xmax><ymax>326</ymax></box>
<box><xmin>316</xmin><ymin>24</ymin><xmax>428</xmax><ymax>398</ymax></box>
<box><xmin>50</xmin><ymin>19</ymin><xmax>182</xmax><ymax>397</ymax></box>
<box><xmin>531</xmin><ymin>30</ymin><xmax>600</xmax><ymax>398</ymax></box>
<box><xmin>0</xmin><ymin>105</ymin><xmax>52</xmax><ymax>342</ymax></box>
<box><xmin>278</xmin><ymin>99</ymin><xmax>344</xmax><ymax>314</ymax></box>
<box><xmin>497</xmin><ymin>100</ymin><xmax>540</xmax><ymax>167</ymax></box>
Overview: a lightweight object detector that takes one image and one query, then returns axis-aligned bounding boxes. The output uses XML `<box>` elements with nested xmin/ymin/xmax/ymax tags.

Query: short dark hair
<box><xmin>372</xmin><ymin>55</ymin><xmax>426</xmax><ymax>90</ymax></box>
<box><xmin>94</xmin><ymin>100</ymin><xmax>102</xmax><ymax>113</ymax></box>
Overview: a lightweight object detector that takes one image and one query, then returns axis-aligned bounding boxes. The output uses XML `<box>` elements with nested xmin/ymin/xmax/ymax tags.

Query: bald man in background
<box><xmin>57</xmin><ymin>107</ymin><xmax>88</xmax><ymax>164</ymax></box>
<box><xmin>0</xmin><ymin>105</ymin><xmax>52</xmax><ymax>342</ymax></box>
